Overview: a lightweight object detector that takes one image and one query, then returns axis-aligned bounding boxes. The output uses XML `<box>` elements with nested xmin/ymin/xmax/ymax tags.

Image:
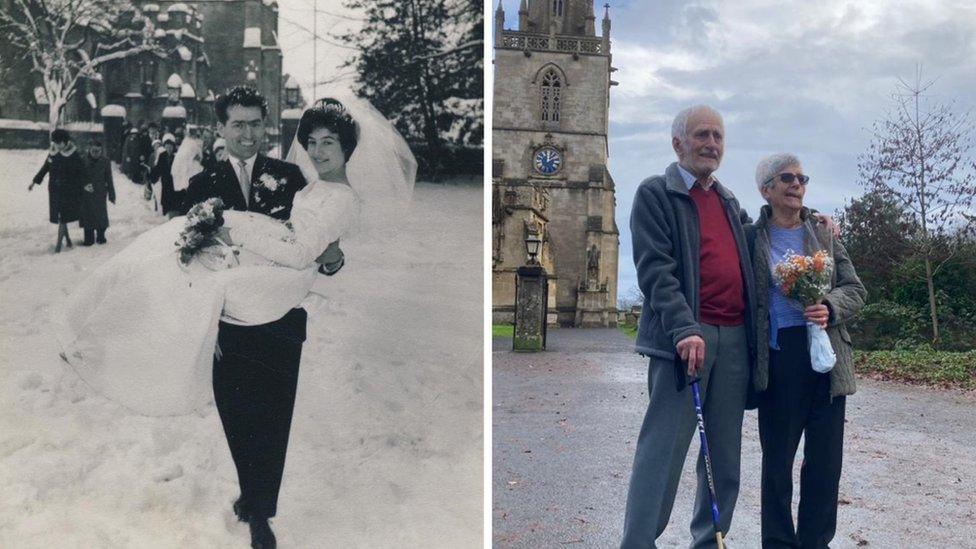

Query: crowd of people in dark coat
<box><xmin>30</xmin><ymin>122</ymin><xmax>234</xmax><ymax>253</ymax></box>
<box><xmin>30</xmin><ymin>130</ymin><xmax>115</xmax><ymax>252</ymax></box>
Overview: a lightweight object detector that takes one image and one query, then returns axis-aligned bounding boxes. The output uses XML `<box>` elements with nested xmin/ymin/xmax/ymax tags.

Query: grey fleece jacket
<box><xmin>630</xmin><ymin>162</ymin><xmax>757</xmax><ymax>367</ymax></box>
<box><xmin>746</xmin><ymin>205</ymin><xmax>867</xmax><ymax>398</ymax></box>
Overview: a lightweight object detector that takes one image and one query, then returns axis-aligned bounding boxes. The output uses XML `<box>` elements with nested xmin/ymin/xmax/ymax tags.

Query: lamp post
<box><xmin>166</xmin><ymin>73</ymin><xmax>183</xmax><ymax>105</ymax></box>
<box><xmin>513</xmin><ymin>230</ymin><xmax>548</xmax><ymax>351</ymax></box>
<box><xmin>525</xmin><ymin>233</ymin><xmax>542</xmax><ymax>265</ymax></box>
<box><xmin>285</xmin><ymin>76</ymin><xmax>300</xmax><ymax>109</ymax></box>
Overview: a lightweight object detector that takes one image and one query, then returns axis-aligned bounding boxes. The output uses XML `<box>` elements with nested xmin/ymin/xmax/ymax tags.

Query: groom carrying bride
<box><xmin>58</xmin><ymin>83</ymin><xmax>415</xmax><ymax>549</ymax></box>
<box><xmin>180</xmin><ymin>85</ymin><xmax>341</xmax><ymax>549</ymax></box>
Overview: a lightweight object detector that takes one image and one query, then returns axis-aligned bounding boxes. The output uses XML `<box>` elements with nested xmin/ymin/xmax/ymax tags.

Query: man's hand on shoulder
<box><xmin>676</xmin><ymin>335</ymin><xmax>706</xmax><ymax>377</ymax></box>
<box><xmin>814</xmin><ymin>213</ymin><xmax>840</xmax><ymax>238</ymax></box>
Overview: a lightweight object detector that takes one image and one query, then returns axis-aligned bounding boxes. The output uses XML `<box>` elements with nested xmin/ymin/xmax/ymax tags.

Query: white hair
<box><xmin>671</xmin><ymin>105</ymin><xmax>723</xmax><ymax>141</ymax></box>
<box><xmin>755</xmin><ymin>153</ymin><xmax>801</xmax><ymax>193</ymax></box>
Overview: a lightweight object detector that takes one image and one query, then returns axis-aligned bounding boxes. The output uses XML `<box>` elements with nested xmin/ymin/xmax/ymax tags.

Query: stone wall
<box><xmin>492</xmin><ymin>42</ymin><xmax>618</xmax><ymax>326</ymax></box>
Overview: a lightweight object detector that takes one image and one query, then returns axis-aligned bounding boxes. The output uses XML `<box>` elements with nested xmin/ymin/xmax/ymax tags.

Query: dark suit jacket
<box><xmin>181</xmin><ymin>154</ymin><xmax>307</xmax><ymax>220</ymax></box>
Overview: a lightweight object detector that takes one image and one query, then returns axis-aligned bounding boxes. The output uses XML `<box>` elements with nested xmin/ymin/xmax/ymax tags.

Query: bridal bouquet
<box><xmin>772</xmin><ymin>249</ymin><xmax>836</xmax><ymax>373</ymax></box>
<box><xmin>176</xmin><ymin>198</ymin><xmax>231</xmax><ymax>266</ymax></box>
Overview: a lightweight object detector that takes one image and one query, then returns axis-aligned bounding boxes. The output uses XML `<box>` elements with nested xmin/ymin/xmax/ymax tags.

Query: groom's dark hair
<box><xmin>214</xmin><ymin>86</ymin><xmax>268</xmax><ymax>124</ymax></box>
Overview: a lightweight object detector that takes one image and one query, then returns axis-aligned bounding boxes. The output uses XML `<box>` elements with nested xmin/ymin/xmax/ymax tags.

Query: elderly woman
<box><xmin>746</xmin><ymin>153</ymin><xmax>866</xmax><ymax>549</ymax></box>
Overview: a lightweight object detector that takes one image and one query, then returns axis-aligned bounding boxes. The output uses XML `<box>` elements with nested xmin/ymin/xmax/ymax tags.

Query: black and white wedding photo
<box><xmin>0</xmin><ymin>0</ymin><xmax>484</xmax><ymax>547</ymax></box>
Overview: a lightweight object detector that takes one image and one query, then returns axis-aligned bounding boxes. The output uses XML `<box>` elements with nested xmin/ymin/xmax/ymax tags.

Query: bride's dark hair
<box><xmin>296</xmin><ymin>99</ymin><xmax>358</xmax><ymax>161</ymax></box>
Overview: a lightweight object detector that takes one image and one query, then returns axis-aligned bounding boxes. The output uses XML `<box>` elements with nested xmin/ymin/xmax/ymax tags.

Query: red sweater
<box><xmin>689</xmin><ymin>184</ymin><xmax>745</xmax><ymax>326</ymax></box>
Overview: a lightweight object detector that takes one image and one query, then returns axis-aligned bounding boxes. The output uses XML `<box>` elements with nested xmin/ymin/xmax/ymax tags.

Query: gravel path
<box><xmin>493</xmin><ymin>329</ymin><xmax>976</xmax><ymax>548</ymax></box>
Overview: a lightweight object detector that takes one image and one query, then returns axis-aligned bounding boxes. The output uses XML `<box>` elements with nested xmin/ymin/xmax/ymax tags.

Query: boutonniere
<box><xmin>256</xmin><ymin>173</ymin><xmax>285</xmax><ymax>192</ymax></box>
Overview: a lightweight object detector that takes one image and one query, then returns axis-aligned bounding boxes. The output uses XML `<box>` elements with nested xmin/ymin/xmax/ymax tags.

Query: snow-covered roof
<box><xmin>180</xmin><ymin>83</ymin><xmax>195</xmax><ymax>98</ymax></box>
<box><xmin>167</xmin><ymin>73</ymin><xmax>183</xmax><ymax>88</ymax></box>
<box><xmin>33</xmin><ymin>87</ymin><xmax>48</xmax><ymax>104</ymax></box>
<box><xmin>100</xmin><ymin>105</ymin><xmax>126</xmax><ymax>117</ymax></box>
<box><xmin>157</xmin><ymin>13</ymin><xmax>169</xmax><ymax>22</ymax></box>
<box><xmin>125</xmin><ymin>92</ymin><xmax>144</xmax><ymax>98</ymax></box>
<box><xmin>263</xmin><ymin>0</ymin><xmax>278</xmax><ymax>6</ymax></box>
<box><xmin>177</xmin><ymin>46</ymin><xmax>193</xmax><ymax>61</ymax></box>
<box><xmin>284</xmin><ymin>75</ymin><xmax>299</xmax><ymax>89</ymax></box>
<box><xmin>167</xmin><ymin>3</ymin><xmax>190</xmax><ymax>13</ymax></box>
<box><xmin>281</xmin><ymin>108</ymin><xmax>303</xmax><ymax>120</ymax></box>
<box><xmin>162</xmin><ymin>106</ymin><xmax>187</xmax><ymax>118</ymax></box>
<box><xmin>143</xmin><ymin>3</ymin><xmax>160</xmax><ymax>12</ymax></box>
<box><xmin>205</xmin><ymin>90</ymin><xmax>216</xmax><ymax>101</ymax></box>
<box><xmin>197</xmin><ymin>52</ymin><xmax>210</xmax><ymax>65</ymax></box>
<box><xmin>154</xmin><ymin>28</ymin><xmax>165</xmax><ymax>37</ymax></box>
<box><xmin>85</xmin><ymin>92</ymin><xmax>98</xmax><ymax>109</ymax></box>
<box><xmin>243</xmin><ymin>27</ymin><xmax>261</xmax><ymax>48</ymax></box>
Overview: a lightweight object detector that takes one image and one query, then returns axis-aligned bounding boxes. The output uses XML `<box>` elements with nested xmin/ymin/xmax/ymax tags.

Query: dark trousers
<box><xmin>213</xmin><ymin>308</ymin><xmax>307</xmax><ymax>519</ymax></box>
<box><xmin>759</xmin><ymin>326</ymin><xmax>846</xmax><ymax>549</ymax></box>
<box><xmin>83</xmin><ymin>228</ymin><xmax>106</xmax><ymax>245</ymax></box>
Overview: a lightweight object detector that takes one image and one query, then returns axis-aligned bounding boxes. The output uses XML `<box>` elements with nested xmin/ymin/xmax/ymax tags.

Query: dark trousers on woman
<box><xmin>213</xmin><ymin>308</ymin><xmax>307</xmax><ymax>519</ymax></box>
<box><xmin>83</xmin><ymin>228</ymin><xmax>106</xmax><ymax>245</ymax></box>
<box><xmin>759</xmin><ymin>326</ymin><xmax>846</xmax><ymax>549</ymax></box>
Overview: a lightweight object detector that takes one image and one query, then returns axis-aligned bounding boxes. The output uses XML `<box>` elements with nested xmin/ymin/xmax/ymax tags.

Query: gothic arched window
<box><xmin>540</xmin><ymin>68</ymin><xmax>562</xmax><ymax>123</ymax></box>
<box><xmin>552</xmin><ymin>0</ymin><xmax>564</xmax><ymax>17</ymax></box>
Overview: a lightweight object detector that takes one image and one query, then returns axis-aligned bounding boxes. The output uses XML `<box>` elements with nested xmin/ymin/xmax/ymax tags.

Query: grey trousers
<box><xmin>621</xmin><ymin>323</ymin><xmax>750</xmax><ymax>549</ymax></box>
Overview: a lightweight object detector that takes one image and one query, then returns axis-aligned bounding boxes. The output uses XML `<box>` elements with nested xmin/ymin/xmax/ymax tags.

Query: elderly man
<box><xmin>621</xmin><ymin>105</ymin><xmax>757</xmax><ymax>549</ymax></box>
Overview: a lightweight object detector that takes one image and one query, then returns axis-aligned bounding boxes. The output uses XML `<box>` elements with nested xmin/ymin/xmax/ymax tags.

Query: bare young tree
<box><xmin>0</xmin><ymin>0</ymin><xmax>159</xmax><ymax>128</ymax></box>
<box><xmin>858</xmin><ymin>69</ymin><xmax>976</xmax><ymax>343</ymax></box>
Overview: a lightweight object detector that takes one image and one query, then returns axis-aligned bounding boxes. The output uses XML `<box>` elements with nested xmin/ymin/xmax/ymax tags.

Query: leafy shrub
<box><xmin>855</xmin><ymin>349</ymin><xmax>976</xmax><ymax>390</ymax></box>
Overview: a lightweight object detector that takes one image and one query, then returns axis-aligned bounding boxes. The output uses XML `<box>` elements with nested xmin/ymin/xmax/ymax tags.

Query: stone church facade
<box><xmin>492</xmin><ymin>0</ymin><xmax>619</xmax><ymax>327</ymax></box>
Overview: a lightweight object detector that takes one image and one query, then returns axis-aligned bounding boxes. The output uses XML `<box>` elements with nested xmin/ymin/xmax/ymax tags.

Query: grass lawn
<box><xmin>492</xmin><ymin>324</ymin><xmax>514</xmax><ymax>338</ymax></box>
<box><xmin>619</xmin><ymin>324</ymin><xmax>638</xmax><ymax>339</ymax></box>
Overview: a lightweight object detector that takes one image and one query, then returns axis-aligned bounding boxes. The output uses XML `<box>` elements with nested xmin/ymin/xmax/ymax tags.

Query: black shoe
<box><xmin>248</xmin><ymin>518</ymin><xmax>276</xmax><ymax>549</ymax></box>
<box><xmin>96</xmin><ymin>238</ymin><xmax>107</xmax><ymax>244</ymax></box>
<box><xmin>81</xmin><ymin>241</ymin><xmax>94</xmax><ymax>246</ymax></box>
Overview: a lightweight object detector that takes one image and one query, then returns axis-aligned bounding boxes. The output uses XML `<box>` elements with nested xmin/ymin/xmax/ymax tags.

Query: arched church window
<box><xmin>552</xmin><ymin>0</ymin><xmax>564</xmax><ymax>17</ymax></box>
<box><xmin>540</xmin><ymin>69</ymin><xmax>561</xmax><ymax>123</ymax></box>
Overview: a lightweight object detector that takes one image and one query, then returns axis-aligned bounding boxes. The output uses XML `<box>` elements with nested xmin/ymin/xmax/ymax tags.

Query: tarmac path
<box><xmin>493</xmin><ymin>329</ymin><xmax>976</xmax><ymax>548</ymax></box>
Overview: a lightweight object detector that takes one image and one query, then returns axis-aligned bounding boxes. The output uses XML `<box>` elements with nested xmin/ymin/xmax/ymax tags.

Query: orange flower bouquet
<box><xmin>772</xmin><ymin>249</ymin><xmax>836</xmax><ymax>373</ymax></box>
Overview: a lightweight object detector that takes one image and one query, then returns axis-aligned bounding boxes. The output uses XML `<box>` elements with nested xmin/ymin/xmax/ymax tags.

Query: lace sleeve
<box><xmin>229</xmin><ymin>182</ymin><xmax>357</xmax><ymax>269</ymax></box>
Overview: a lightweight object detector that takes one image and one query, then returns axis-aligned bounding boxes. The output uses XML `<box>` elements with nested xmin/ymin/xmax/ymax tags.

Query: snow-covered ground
<box><xmin>0</xmin><ymin>149</ymin><xmax>484</xmax><ymax>548</ymax></box>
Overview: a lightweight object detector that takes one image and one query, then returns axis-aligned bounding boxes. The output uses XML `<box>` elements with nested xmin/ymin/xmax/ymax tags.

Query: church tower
<box><xmin>492</xmin><ymin>1</ymin><xmax>619</xmax><ymax>327</ymax></box>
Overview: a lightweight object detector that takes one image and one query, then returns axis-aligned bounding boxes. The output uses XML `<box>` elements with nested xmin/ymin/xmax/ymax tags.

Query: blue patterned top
<box><xmin>768</xmin><ymin>225</ymin><xmax>808</xmax><ymax>349</ymax></box>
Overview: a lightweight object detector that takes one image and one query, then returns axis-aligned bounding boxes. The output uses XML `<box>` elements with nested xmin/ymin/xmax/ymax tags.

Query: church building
<box><xmin>492</xmin><ymin>0</ymin><xmax>619</xmax><ymax>327</ymax></box>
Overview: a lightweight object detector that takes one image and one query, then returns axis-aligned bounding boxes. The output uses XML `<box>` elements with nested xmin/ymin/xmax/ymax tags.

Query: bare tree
<box><xmin>0</xmin><ymin>0</ymin><xmax>159</xmax><ymax>128</ymax></box>
<box><xmin>858</xmin><ymin>69</ymin><xmax>976</xmax><ymax>343</ymax></box>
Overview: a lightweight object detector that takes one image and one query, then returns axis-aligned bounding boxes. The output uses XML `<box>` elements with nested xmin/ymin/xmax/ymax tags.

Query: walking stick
<box><xmin>689</xmin><ymin>376</ymin><xmax>726</xmax><ymax>549</ymax></box>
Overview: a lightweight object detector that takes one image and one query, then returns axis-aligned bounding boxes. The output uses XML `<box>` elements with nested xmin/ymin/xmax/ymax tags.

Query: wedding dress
<box><xmin>56</xmin><ymin>90</ymin><xmax>415</xmax><ymax>417</ymax></box>
<box><xmin>56</xmin><ymin>181</ymin><xmax>357</xmax><ymax>416</ymax></box>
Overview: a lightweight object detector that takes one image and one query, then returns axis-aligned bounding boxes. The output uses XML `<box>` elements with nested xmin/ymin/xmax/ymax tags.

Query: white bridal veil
<box><xmin>285</xmin><ymin>88</ymin><xmax>417</xmax><ymax>236</ymax></box>
<box><xmin>171</xmin><ymin>136</ymin><xmax>203</xmax><ymax>192</ymax></box>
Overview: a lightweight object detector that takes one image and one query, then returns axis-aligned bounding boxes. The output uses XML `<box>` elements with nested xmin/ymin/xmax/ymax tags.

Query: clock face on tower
<box><xmin>533</xmin><ymin>146</ymin><xmax>562</xmax><ymax>175</ymax></box>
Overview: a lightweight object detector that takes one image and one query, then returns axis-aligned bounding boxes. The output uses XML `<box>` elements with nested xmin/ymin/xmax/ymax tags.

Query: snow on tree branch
<box><xmin>0</xmin><ymin>0</ymin><xmax>161</xmax><ymax>128</ymax></box>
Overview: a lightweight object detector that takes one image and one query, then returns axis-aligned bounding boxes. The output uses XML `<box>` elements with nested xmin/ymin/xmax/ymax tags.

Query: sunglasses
<box><xmin>764</xmin><ymin>172</ymin><xmax>810</xmax><ymax>186</ymax></box>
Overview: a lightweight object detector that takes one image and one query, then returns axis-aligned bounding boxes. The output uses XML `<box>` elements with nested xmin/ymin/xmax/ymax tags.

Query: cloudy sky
<box><xmin>497</xmin><ymin>0</ymin><xmax>976</xmax><ymax>300</ymax></box>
